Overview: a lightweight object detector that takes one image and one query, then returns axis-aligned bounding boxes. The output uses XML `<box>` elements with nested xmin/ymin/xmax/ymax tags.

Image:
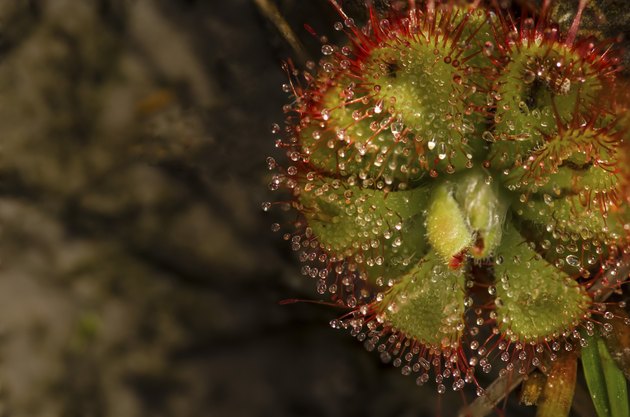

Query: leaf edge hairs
<box><xmin>264</xmin><ymin>0</ymin><xmax>630</xmax><ymax>415</ymax></box>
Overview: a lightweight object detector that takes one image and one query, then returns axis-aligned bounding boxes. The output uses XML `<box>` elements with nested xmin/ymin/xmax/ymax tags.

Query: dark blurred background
<box><xmin>0</xmin><ymin>1</ymin><xmax>623</xmax><ymax>416</ymax></box>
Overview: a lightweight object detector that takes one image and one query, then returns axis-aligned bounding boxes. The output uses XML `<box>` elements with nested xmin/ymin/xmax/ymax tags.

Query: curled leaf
<box><xmin>520</xmin><ymin>371</ymin><xmax>546</xmax><ymax>406</ymax></box>
<box><xmin>536</xmin><ymin>350</ymin><xmax>578</xmax><ymax>417</ymax></box>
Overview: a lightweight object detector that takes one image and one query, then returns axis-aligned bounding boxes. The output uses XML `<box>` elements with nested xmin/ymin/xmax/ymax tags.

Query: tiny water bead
<box><xmin>267</xmin><ymin>0</ymin><xmax>629</xmax><ymax>404</ymax></box>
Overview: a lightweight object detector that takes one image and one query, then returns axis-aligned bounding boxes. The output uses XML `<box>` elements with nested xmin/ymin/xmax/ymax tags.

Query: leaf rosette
<box><xmin>268</xmin><ymin>0</ymin><xmax>630</xmax><ymax>402</ymax></box>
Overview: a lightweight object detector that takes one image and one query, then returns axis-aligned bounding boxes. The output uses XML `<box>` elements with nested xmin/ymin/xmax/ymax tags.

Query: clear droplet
<box><xmin>523</xmin><ymin>70</ymin><xmax>536</xmax><ymax>84</ymax></box>
<box><xmin>565</xmin><ymin>255</ymin><xmax>580</xmax><ymax>267</ymax></box>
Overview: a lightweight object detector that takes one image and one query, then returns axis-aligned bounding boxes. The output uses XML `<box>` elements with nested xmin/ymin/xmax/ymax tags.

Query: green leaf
<box><xmin>493</xmin><ymin>224</ymin><xmax>590</xmax><ymax>342</ymax></box>
<box><xmin>426</xmin><ymin>182</ymin><xmax>472</xmax><ymax>263</ymax></box>
<box><xmin>378</xmin><ymin>250</ymin><xmax>466</xmax><ymax>348</ymax></box>
<box><xmin>581</xmin><ymin>332</ymin><xmax>630</xmax><ymax>417</ymax></box>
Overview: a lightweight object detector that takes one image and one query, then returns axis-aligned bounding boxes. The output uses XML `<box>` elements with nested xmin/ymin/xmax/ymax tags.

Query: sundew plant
<box><xmin>264</xmin><ymin>0</ymin><xmax>630</xmax><ymax>415</ymax></box>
